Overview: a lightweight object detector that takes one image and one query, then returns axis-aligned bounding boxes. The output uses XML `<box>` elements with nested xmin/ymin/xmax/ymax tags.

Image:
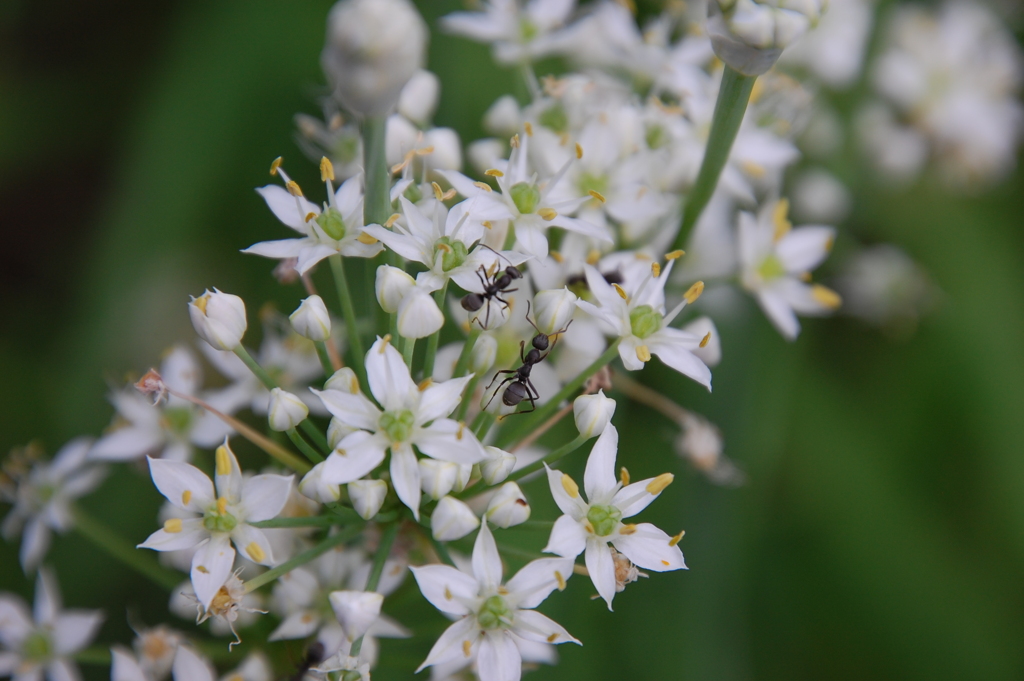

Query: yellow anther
<box><xmin>215</xmin><ymin>445</ymin><xmax>231</xmax><ymax>476</ymax></box>
<box><xmin>550</xmin><ymin>250</ymin><xmax>564</xmax><ymax>264</ymax></box>
<box><xmin>304</xmin><ymin>212</ymin><xmax>318</xmax><ymax>223</ymax></box>
<box><xmin>436</xmin><ymin>242</ymin><xmax>452</xmax><ymax>254</ymax></box>
<box><xmin>380</xmin><ymin>334</ymin><xmax>392</xmax><ymax>351</ymax></box>
<box><xmin>444</xmin><ymin>587</ymin><xmax>453</xmax><ymax>600</ymax></box>
<box><xmin>651</xmin><ymin>262</ymin><xmax>661</xmax><ymax>278</ymax></box>
<box><xmin>336</xmin><ymin>448</ymin><xmax>347</xmax><ymax>457</ymax></box>
<box><xmin>619</xmin><ymin>523</ymin><xmax>638</xmax><ymax>535</ymax></box>
<box><xmin>385</xmin><ymin>213</ymin><xmax>401</xmax><ymax>228</ymax></box>
<box><xmin>216</xmin><ymin>497</ymin><xmax>228</xmax><ymax>515</ymax></box>
<box><xmin>431</xmin><ymin>182</ymin><xmax>444</xmax><ymax>201</ymax></box>
<box><xmin>772</xmin><ymin>198</ymin><xmax>792</xmax><ymax>241</ymax></box>
<box><xmin>498</xmin><ymin>586</ymin><xmax>509</xmax><ymax>595</ymax></box>
<box><xmin>193</xmin><ymin>293</ymin><xmax>209</xmax><ymax>314</ymax></box>
<box><xmin>196</xmin><ymin>565</ymin><xmax>209</xmax><ymax>574</ymax></box>
<box><xmin>181</xmin><ymin>490</ymin><xmax>192</xmax><ymax>506</ymax></box>
<box><xmin>246</xmin><ymin>542</ymin><xmax>266</xmax><ymax>563</ymax></box>
<box><xmin>665</xmin><ymin>249</ymin><xmax>685</xmax><ymax>260</ymax></box>
<box><xmin>586</xmin><ymin>249</ymin><xmax>601</xmax><ymax>265</ymax></box>
<box><xmin>561</xmin><ymin>474</ymin><xmax>579</xmax><ymax>498</ymax></box>
<box><xmin>588</xmin><ymin>189</ymin><xmax>606</xmax><ymax>203</ymax></box>
<box><xmin>524</xmin><ymin>121</ymin><xmax>534</xmax><ymax>136</ymax></box>
<box><xmin>286</xmin><ymin>180</ymin><xmax>303</xmax><ymax>197</ymax></box>
<box><xmin>575</xmin><ymin>142</ymin><xmax>583</xmax><ymax>159</ymax></box>
<box><xmin>740</xmin><ymin>160</ymin><xmax>766</xmax><ymax>179</ymax></box>
<box><xmin>484</xmin><ymin>168</ymin><xmax>504</xmax><ymax>177</ymax></box>
<box><xmin>417</xmin><ymin>378</ymin><xmax>433</xmax><ymax>391</ymax></box>
<box><xmin>547</xmin><ymin>633</ymin><xmax>559</xmax><ymax>642</ymax></box>
<box><xmin>538</xmin><ymin>208</ymin><xmax>558</xmax><ymax>221</ymax></box>
<box><xmin>636</xmin><ymin>345</ymin><xmax>651</xmax><ymax>363</ymax></box>
<box><xmin>700</xmin><ymin>331</ymin><xmax>711</xmax><ymax>348</ymax></box>
<box><xmin>554</xmin><ymin>570</ymin><xmax>567</xmax><ymax>591</ymax></box>
<box><xmin>612</xmin><ymin>283</ymin><xmax>628</xmax><ymax>300</ymax></box>
<box><xmin>357</xmin><ymin>232</ymin><xmax>379</xmax><ymax>244</ymax></box>
<box><xmin>669</xmin><ymin>529</ymin><xmax>686</xmax><ymax>547</ymax></box>
<box><xmin>800</xmin><ymin>272</ymin><xmax>812</xmax><ymax>282</ymax></box>
<box><xmin>415</xmin><ymin>145</ymin><xmax>435</xmax><ymax>155</ymax></box>
<box><xmin>462</xmin><ymin>640</ymin><xmax>472</xmax><ymax>658</ymax></box>
<box><xmin>482</xmin><ymin>220</ymin><xmax>493</xmax><ymax>229</ymax></box>
<box><xmin>684</xmin><ymin>280</ymin><xmax>705</xmax><ymax>304</ymax></box>
<box><xmin>473</xmin><ymin>181</ymin><xmax>493</xmax><ymax>192</ymax></box>
<box><xmin>646</xmin><ymin>472</ymin><xmax>674</xmax><ymax>494</ymax></box>
<box><xmin>661</xmin><ymin>559</ymin><xmax>671</xmax><ymax>566</ymax></box>
<box><xmin>811</xmin><ymin>284</ymin><xmax>842</xmax><ymax>309</ymax></box>
<box><xmin>163</xmin><ymin>518</ymin><xmax>183</xmax><ymax>533</ymax></box>
<box><xmin>269</xmin><ymin>157</ymin><xmax>283</xmax><ymax>176</ymax></box>
<box><xmin>620</xmin><ymin>467</ymin><xmax>630</xmax><ymax>486</ymax></box>
<box><xmin>442</xmin><ymin>188</ymin><xmax>457</xmax><ymax>201</ymax></box>
<box><xmin>510</xmin><ymin>133</ymin><xmax>520</xmax><ymax>148</ymax></box>
<box><xmin>456</xmin><ymin>422</ymin><xmax>465</xmax><ymax>440</ymax></box>
<box><xmin>390</xmin><ymin>160</ymin><xmax>409</xmax><ymax>175</ymax></box>
<box><xmin>320</xmin><ymin>157</ymin><xmax>335</xmax><ymax>182</ymax></box>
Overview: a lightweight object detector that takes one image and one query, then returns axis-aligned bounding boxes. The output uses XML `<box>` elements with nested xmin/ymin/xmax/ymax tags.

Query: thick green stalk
<box><xmin>361</xmin><ymin>116</ymin><xmax>391</xmax><ymax>227</ymax></box>
<box><xmin>72</xmin><ymin>506</ymin><xmax>181</xmax><ymax>590</ymax></box>
<box><xmin>421</xmin><ymin>281</ymin><xmax>449</xmax><ymax>379</ymax></box>
<box><xmin>495</xmin><ymin>340</ymin><xmax>621</xmax><ymax>449</ymax></box>
<box><xmin>403</xmin><ymin>335</ymin><xmax>416</xmax><ymax>368</ymax></box>
<box><xmin>286</xmin><ymin>428</ymin><xmax>324</xmax><ymax>463</ymax></box>
<box><xmin>456</xmin><ymin>373</ymin><xmax>481</xmax><ymax>422</ymax></box>
<box><xmin>452</xmin><ymin>328</ymin><xmax>481</xmax><ymax>378</ymax></box>
<box><xmin>349</xmin><ymin>522</ymin><xmax>399</xmax><ymax>659</ymax></box>
<box><xmin>328</xmin><ymin>254</ymin><xmax>367</xmax><ymax>388</ymax></box>
<box><xmin>670</xmin><ymin>65</ymin><xmax>756</xmax><ymax>252</ymax></box>
<box><xmin>244</xmin><ymin>524</ymin><xmax>362</xmax><ymax>593</ymax></box>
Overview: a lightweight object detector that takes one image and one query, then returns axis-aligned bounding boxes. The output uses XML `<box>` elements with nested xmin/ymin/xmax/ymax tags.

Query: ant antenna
<box><xmin>524</xmin><ymin>300</ymin><xmax>542</xmax><ymax>335</ymax></box>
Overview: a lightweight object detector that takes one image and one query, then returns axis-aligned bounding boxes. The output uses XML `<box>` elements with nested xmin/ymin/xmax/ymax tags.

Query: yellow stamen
<box><xmin>740</xmin><ymin>160</ymin><xmax>766</xmax><ymax>178</ymax></box>
<box><xmin>217</xmin><ymin>497</ymin><xmax>228</xmax><ymax>515</ymax></box>
<box><xmin>417</xmin><ymin>378</ymin><xmax>433</xmax><ymax>391</ymax></box>
<box><xmin>550</xmin><ymin>250</ymin><xmax>564</xmax><ymax>263</ymax></box>
<box><xmin>482</xmin><ymin>220</ymin><xmax>493</xmax><ymax>229</ymax></box>
<box><xmin>193</xmin><ymin>293</ymin><xmax>209</xmax><ymax>314</ymax></box>
<box><xmin>444</xmin><ymin>587</ymin><xmax>453</xmax><ymax>600</ymax></box>
<box><xmin>538</xmin><ymin>208</ymin><xmax>557</xmax><ymax>221</ymax></box>
<box><xmin>575</xmin><ymin>142</ymin><xmax>583</xmax><ymax>159</ymax></box>
<box><xmin>651</xmin><ymin>262</ymin><xmax>661</xmax><ymax>278</ymax></box>
<box><xmin>385</xmin><ymin>213</ymin><xmax>401</xmax><ymax>228</ymax></box>
<box><xmin>269</xmin><ymin>157</ymin><xmax>282</xmax><ymax>176</ymax></box>
<box><xmin>415</xmin><ymin>145</ymin><xmax>435</xmax><ymax>155</ymax></box>
<box><xmin>700</xmin><ymin>331</ymin><xmax>711</xmax><ymax>348</ymax></box>
<box><xmin>246</xmin><ymin>542</ymin><xmax>266</xmax><ymax>563</ymax></box>
<box><xmin>612</xmin><ymin>283</ymin><xmax>628</xmax><ymax>300</ymax></box>
<box><xmin>524</xmin><ymin>122</ymin><xmax>533</xmax><ymax>136</ymax></box>
<box><xmin>561</xmin><ymin>474</ymin><xmax>579</xmax><ymax>498</ymax></box>
<box><xmin>357</xmin><ymin>232</ymin><xmax>379</xmax><ymax>245</ymax></box>
<box><xmin>588</xmin><ymin>189</ymin><xmax>606</xmax><ymax>203</ymax></box>
<box><xmin>456</xmin><ymin>422</ymin><xmax>465</xmax><ymax>441</ymax></box>
<box><xmin>620</xmin><ymin>467</ymin><xmax>630</xmax><ymax>486</ymax></box>
<box><xmin>498</xmin><ymin>586</ymin><xmax>509</xmax><ymax>595</ymax></box>
<box><xmin>547</xmin><ymin>633</ymin><xmax>559</xmax><ymax>643</ymax></box>
<box><xmin>636</xmin><ymin>345</ymin><xmax>651</xmax><ymax>363</ymax></box>
<box><xmin>286</xmin><ymin>180</ymin><xmax>303</xmax><ymax>197</ymax></box>
<box><xmin>304</xmin><ymin>212</ymin><xmax>317</xmax><ymax>223</ymax></box>
<box><xmin>684</xmin><ymin>281</ymin><xmax>705</xmax><ymax>304</ymax></box>
<box><xmin>772</xmin><ymin>198</ymin><xmax>792</xmax><ymax>241</ymax></box>
<box><xmin>181</xmin><ymin>490</ymin><xmax>192</xmax><ymax>506</ymax></box>
<box><xmin>646</xmin><ymin>472</ymin><xmax>674</xmax><ymax>494</ymax></box>
<box><xmin>431</xmin><ymin>182</ymin><xmax>444</xmax><ymax>201</ymax></box>
<box><xmin>484</xmin><ymin>169</ymin><xmax>504</xmax><ymax>177</ymax></box>
<box><xmin>320</xmin><ymin>157</ymin><xmax>335</xmax><ymax>182</ymax></box>
<box><xmin>554</xmin><ymin>570</ymin><xmax>566</xmax><ymax>590</ymax></box>
<box><xmin>619</xmin><ymin>523</ymin><xmax>638</xmax><ymax>535</ymax></box>
<box><xmin>669</xmin><ymin>529</ymin><xmax>686</xmax><ymax>547</ymax></box>
<box><xmin>661</xmin><ymin>559</ymin><xmax>671</xmax><ymax>566</ymax></box>
<box><xmin>215</xmin><ymin>445</ymin><xmax>231</xmax><ymax>475</ymax></box>
<box><xmin>380</xmin><ymin>335</ymin><xmax>392</xmax><ymax>351</ymax></box>
<box><xmin>665</xmin><ymin>249</ymin><xmax>685</xmax><ymax>260</ymax></box>
<box><xmin>442</xmin><ymin>188</ymin><xmax>457</xmax><ymax>201</ymax></box>
<box><xmin>510</xmin><ymin>133</ymin><xmax>520</xmax><ymax>148</ymax></box>
<box><xmin>163</xmin><ymin>518</ymin><xmax>183</xmax><ymax>533</ymax></box>
<box><xmin>462</xmin><ymin>640</ymin><xmax>472</xmax><ymax>658</ymax></box>
<box><xmin>473</xmin><ymin>181</ymin><xmax>493</xmax><ymax>192</ymax></box>
<box><xmin>811</xmin><ymin>284</ymin><xmax>842</xmax><ymax>309</ymax></box>
<box><xmin>586</xmin><ymin>249</ymin><xmax>601</xmax><ymax>265</ymax></box>
<box><xmin>196</xmin><ymin>565</ymin><xmax>209</xmax><ymax>574</ymax></box>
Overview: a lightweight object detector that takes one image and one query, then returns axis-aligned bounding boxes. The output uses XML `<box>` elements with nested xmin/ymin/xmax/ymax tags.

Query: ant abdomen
<box><xmin>503</xmin><ymin>382</ymin><xmax>529</xmax><ymax>406</ymax></box>
<box><xmin>461</xmin><ymin>293</ymin><xmax>484</xmax><ymax>311</ymax></box>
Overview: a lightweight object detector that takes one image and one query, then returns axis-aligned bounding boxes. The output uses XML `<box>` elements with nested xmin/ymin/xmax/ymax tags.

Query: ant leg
<box><xmin>483</xmin><ymin>375</ymin><xmax>516</xmax><ymax>410</ymax></box>
<box><xmin>519</xmin><ymin>340</ymin><xmax>527</xmax><ymax>363</ymax></box>
<box><xmin>485</xmin><ymin>369</ymin><xmax>517</xmax><ymax>391</ymax></box>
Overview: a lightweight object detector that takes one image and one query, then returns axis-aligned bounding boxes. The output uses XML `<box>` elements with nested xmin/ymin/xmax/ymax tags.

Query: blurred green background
<box><xmin>2</xmin><ymin>0</ymin><xmax>1023</xmax><ymax>679</ymax></box>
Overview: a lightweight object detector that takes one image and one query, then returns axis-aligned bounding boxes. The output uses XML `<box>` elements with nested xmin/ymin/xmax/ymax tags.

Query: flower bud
<box><xmin>707</xmin><ymin>0</ymin><xmax>816</xmax><ymax>76</ymax></box>
<box><xmin>325</xmin><ymin>367</ymin><xmax>361</xmax><ymax>394</ymax></box>
<box><xmin>467</xmin><ymin>138</ymin><xmax>506</xmax><ymax>176</ymax></box>
<box><xmin>375</xmin><ymin>265</ymin><xmax>416</xmax><ymax>314</ymax></box>
<box><xmin>431</xmin><ymin>496</ymin><xmax>480</xmax><ymax>541</ymax></box>
<box><xmin>423</xmin><ymin>127</ymin><xmax>462</xmax><ymax>172</ymax></box>
<box><xmin>483</xmin><ymin>95</ymin><xmax>522</xmax><ymax>136</ymax></box>
<box><xmin>469</xmin><ymin>299</ymin><xmax>511</xmax><ymax>331</ymax></box>
<box><xmin>481</xmin><ymin>446</ymin><xmax>516</xmax><ymax>485</ymax></box>
<box><xmin>533</xmin><ymin>288</ymin><xmax>578</xmax><ymax>335</ymax></box>
<box><xmin>682</xmin><ymin>316</ymin><xmax>722</xmax><ymax>368</ymax></box>
<box><xmin>348</xmin><ymin>479</ymin><xmax>388</xmax><ymax>520</ymax></box>
<box><xmin>289</xmin><ymin>295</ymin><xmax>331</xmax><ymax>342</ymax></box>
<box><xmin>470</xmin><ymin>333</ymin><xmax>498</xmax><ymax>374</ymax></box>
<box><xmin>676</xmin><ymin>416</ymin><xmax>724</xmax><ymax>472</ymax></box>
<box><xmin>188</xmin><ymin>289</ymin><xmax>247</xmax><ymax>351</ymax></box>
<box><xmin>329</xmin><ymin>590</ymin><xmax>383</xmax><ymax>640</ymax></box>
<box><xmin>299</xmin><ymin>462</ymin><xmax>342</xmax><ymax>503</ymax></box>
<box><xmin>397</xmin><ymin>70</ymin><xmax>440</xmax><ymax>125</ymax></box>
<box><xmin>419</xmin><ymin>459</ymin><xmax>458</xmax><ymax>500</ymax></box>
<box><xmin>485</xmin><ymin>482</ymin><xmax>530</xmax><ymax>528</ymax></box>
<box><xmin>267</xmin><ymin>388</ymin><xmax>309</xmax><ymax>432</ymax></box>
<box><xmin>321</xmin><ymin>0</ymin><xmax>428</xmax><ymax>116</ymax></box>
<box><xmin>328</xmin><ymin>418</ymin><xmax>357</xmax><ymax>449</ymax></box>
<box><xmin>397</xmin><ymin>287</ymin><xmax>445</xmax><ymax>339</ymax></box>
<box><xmin>573</xmin><ymin>390</ymin><xmax>616</xmax><ymax>438</ymax></box>
<box><xmin>453</xmin><ymin>464</ymin><xmax>473</xmax><ymax>493</ymax></box>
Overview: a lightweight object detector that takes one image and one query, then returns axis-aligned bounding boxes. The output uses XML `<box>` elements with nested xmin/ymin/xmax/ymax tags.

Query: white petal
<box><xmin>190</xmin><ymin>536</ymin><xmax>235</xmax><ymax>609</ymax></box>
<box><xmin>583</xmin><ymin>424</ymin><xmax>619</xmax><ymax>501</ymax></box>
<box><xmin>34</xmin><ymin>569</ymin><xmax>61</xmax><ymax>625</ymax></box>
<box><xmin>417</xmin><ymin>377</ymin><xmax>472</xmax><ymax>424</ymax></box>
<box><xmin>505</xmin><ymin>557</ymin><xmax>575</xmax><ymax>610</ymax></box>
<box><xmin>241</xmin><ymin>238</ymin><xmax>306</xmax><ymax>260</ymax></box>
<box><xmin>240</xmin><ymin>474</ymin><xmax>294</xmax><ymax>522</ymax></box>
<box><xmin>48</xmin><ymin>438</ymin><xmax>92</xmax><ymax>479</ymax></box>
<box><xmin>611</xmin><ymin>478</ymin><xmax>666</xmax><ymax>519</ymax></box>
<box><xmin>171</xmin><ymin>647</ymin><xmax>216</xmax><ymax>681</ymax></box>
<box><xmin>617</xmin><ymin>336</ymin><xmax>645</xmax><ymax>371</ymax></box>
<box><xmin>365</xmin><ymin>337</ymin><xmax>417</xmax><ymax>411</ymax></box>
<box><xmin>612</xmin><ymin>523</ymin><xmax>686</xmax><ymax>572</ymax></box>
<box><xmin>416</xmin><ymin>617</ymin><xmax>480</xmax><ymax>672</ymax></box>
<box><xmin>43</xmin><ymin>658</ymin><xmax>79</xmax><ymax>681</ymax></box>
<box><xmin>213</xmin><ymin>442</ymin><xmax>243</xmax><ymax>502</ymax></box>
<box><xmin>52</xmin><ymin>611</ymin><xmax>103</xmax><ymax>655</ymax></box>
<box><xmin>362</xmin><ymin>224</ymin><xmax>429</xmax><ymax>264</ymax></box>
<box><xmin>256</xmin><ymin>185</ymin><xmax>318</xmax><ymax>231</ymax></box>
<box><xmin>756</xmin><ymin>289</ymin><xmax>800</xmax><ymax>341</ymax></box>
<box><xmin>649</xmin><ymin>334</ymin><xmax>712</xmax><ymax>391</ymax></box>
<box><xmin>584</xmin><ymin>539</ymin><xmax>617</xmax><ymax>611</ymax></box>
<box><xmin>471</xmin><ymin>523</ymin><xmax>503</xmax><ymax>592</ymax></box>
<box><xmin>510</xmin><ymin>609</ymin><xmax>579</xmax><ymax>645</ymax></box>
<box><xmin>415</xmin><ymin>420</ymin><xmax>486</xmax><ymax>465</ymax></box>
<box><xmin>409</xmin><ymin>565</ymin><xmax>478</xmax><ymax>616</ymax></box>
<box><xmin>89</xmin><ymin>427</ymin><xmax>163</xmax><ymax>461</ymax></box>
<box><xmin>0</xmin><ymin>596</ymin><xmax>33</xmax><ymax>646</ymax></box>
<box><xmin>390</xmin><ymin>442</ymin><xmax>422</xmax><ymax>520</ymax></box>
<box><xmin>268</xmin><ymin>610</ymin><xmax>321</xmax><ymax>641</ymax></box>
<box><xmin>231</xmin><ymin>524</ymin><xmax>277</xmax><ymax>566</ymax></box>
<box><xmin>478</xmin><ymin>631</ymin><xmax>522</xmax><ymax>681</ymax></box>
<box><xmin>776</xmin><ymin>226</ymin><xmax>834</xmax><ymax>273</ymax></box>
<box><xmin>322</xmin><ymin>431</ymin><xmax>388</xmax><ymax>484</ymax></box>
<box><xmin>544</xmin><ymin>466</ymin><xmax>586</xmax><ymax>519</ymax></box>
<box><xmin>110</xmin><ymin>648</ymin><xmax>147</xmax><ymax>681</ymax></box>
<box><xmin>295</xmin><ymin>244</ymin><xmax>339</xmax><ymax>275</ymax></box>
<box><xmin>137</xmin><ymin>518</ymin><xmax>207</xmax><ymax>552</ymax></box>
<box><xmin>541</xmin><ymin>515</ymin><xmax>586</xmax><ymax>559</ymax></box>
<box><xmin>147</xmin><ymin>457</ymin><xmax>214</xmax><ymax>513</ymax></box>
<box><xmin>19</xmin><ymin>517</ymin><xmax>50</xmax><ymax>573</ymax></box>
<box><xmin>437</xmin><ymin>170</ymin><xmax>490</xmax><ymax>199</ymax></box>
<box><xmin>513</xmin><ymin>222</ymin><xmax>549</xmax><ymax>259</ymax></box>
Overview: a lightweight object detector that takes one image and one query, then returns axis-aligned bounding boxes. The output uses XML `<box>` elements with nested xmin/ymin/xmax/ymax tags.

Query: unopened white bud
<box><xmin>469</xmin><ymin>299</ymin><xmax>511</xmax><ymax>331</ymax></box>
<box><xmin>386</xmin><ymin>114</ymin><xmax>420</xmax><ymax>167</ymax></box>
<box><xmin>299</xmin><ymin>462</ymin><xmax>342</xmax><ymax>503</ymax></box>
<box><xmin>682</xmin><ymin>316</ymin><xmax>722</xmax><ymax>367</ymax></box>
<box><xmin>467</xmin><ymin>138</ymin><xmax>506</xmax><ymax>176</ymax></box>
<box><xmin>431</xmin><ymin>496</ymin><xmax>479</xmax><ymax>541</ymax></box>
<box><xmin>423</xmin><ymin>127</ymin><xmax>462</xmax><ymax>171</ymax></box>
<box><xmin>328</xmin><ymin>418</ymin><xmax>357</xmax><ymax>449</ymax></box>
<box><xmin>397</xmin><ymin>287</ymin><xmax>444</xmax><ymax>339</ymax></box>
<box><xmin>325</xmin><ymin>367</ymin><xmax>361</xmax><ymax>394</ymax></box>
<box><xmin>329</xmin><ymin>590</ymin><xmax>383</xmax><ymax>641</ymax></box>
<box><xmin>676</xmin><ymin>416</ymin><xmax>723</xmax><ymax>472</ymax></box>
<box><xmin>481</xmin><ymin>446</ymin><xmax>516</xmax><ymax>485</ymax></box>
<box><xmin>533</xmin><ymin>288</ymin><xmax>578</xmax><ymax>335</ymax></box>
<box><xmin>188</xmin><ymin>289</ymin><xmax>247</xmax><ymax>351</ymax></box>
<box><xmin>573</xmin><ymin>390</ymin><xmax>616</xmax><ymax>438</ymax></box>
<box><xmin>707</xmin><ymin>0</ymin><xmax>816</xmax><ymax>75</ymax></box>
<box><xmin>267</xmin><ymin>388</ymin><xmax>309</xmax><ymax>431</ymax></box>
<box><xmin>321</xmin><ymin>0</ymin><xmax>428</xmax><ymax>116</ymax></box>
<box><xmin>289</xmin><ymin>295</ymin><xmax>332</xmax><ymax>342</ymax></box>
<box><xmin>348</xmin><ymin>479</ymin><xmax>388</xmax><ymax>520</ymax></box>
<box><xmin>485</xmin><ymin>482</ymin><xmax>530</xmax><ymax>528</ymax></box>
<box><xmin>398</xmin><ymin>70</ymin><xmax>440</xmax><ymax>125</ymax></box>
<box><xmin>375</xmin><ymin>265</ymin><xmax>416</xmax><ymax>314</ymax></box>
<box><xmin>483</xmin><ymin>95</ymin><xmax>522</xmax><ymax>136</ymax></box>
<box><xmin>419</xmin><ymin>459</ymin><xmax>458</xmax><ymax>500</ymax></box>
<box><xmin>454</xmin><ymin>464</ymin><xmax>473</xmax><ymax>493</ymax></box>
<box><xmin>469</xmin><ymin>334</ymin><xmax>498</xmax><ymax>374</ymax></box>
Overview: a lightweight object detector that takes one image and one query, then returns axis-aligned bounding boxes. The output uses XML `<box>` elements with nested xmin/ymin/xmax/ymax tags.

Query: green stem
<box><xmin>473</xmin><ymin>410</ymin><xmax>496</xmax><ymax>440</ymax></box>
<box><xmin>329</xmin><ymin>254</ymin><xmax>367</xmax><ymax>388</ymax></box>
<box><xmin>250</xmin><ymin>516</ymin><xmax>340</xmax><ymax>529</ymax></box>
<box><xmin>453</xmin><ymin>328</ymin><xmax>481</xmax><ymax>379</ymax></box>
<box><xmin>244</xmin><ymin>524</ymin><xmax>363</xmax><ymax>593</ymax></box>
<box><xmin>421</xmin><ymin>281</ymin><xmax>449</xmax><ymax>380</ymax></box>
<box><xmin>287</xmin><ymin>428</ymin><xmax>325</xmax><ymax>463</ymax></box>
<box><xmin>349</xmin><ymin>522</ymin><xmax>399</xmax><ymax>659</ymax></box>
<box><xmin>670</xmin><ymin>65</ymin><xmax>756</xmax><ymax>252</ymax></box>
<box><xmin>314</xmin><ymin>341</ymin><xmax>335</xmax><ymax>377</ymax></box>
<box><xmin>361</xmin><ymin>116</ymin><xmax>392</xmax><ymax>227</ymax></box>
<box><xmin>509</xmin><ymin>433</ymin><xmax>589</xmax><ymax>482</ymax></box>
<box><xmin>72</xmin><ymin>506</ymin><xmax>182</xmax><ymax>590</ymax></box>
<box><xmin>403</xmin><ymin>335</ymin><xmax>416</xmax><ymax>369</ymax></box>
<box><xmin>495</xmin><ymin>340</ymin><xmax>621</xmax><ymax>449</ymax></box>
<box><xmin>456</xmin><ymin>373</ymin><xmax>481</xmax><ymax>422</ymax></box>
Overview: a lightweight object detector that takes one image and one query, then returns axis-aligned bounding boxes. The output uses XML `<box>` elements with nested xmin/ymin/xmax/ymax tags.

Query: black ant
<box><xmin>484</xmin><ymin>302</ymin><xmax>572</xmax><ymax>414</ymax></box>
<box><xmin>287</xmin><ymin>640</ymin><xmax>325</xmax><ymax>681</ymax></box>
<box><xmin>460</xmin><ymin>249</ymin><xmax>522</xmax><ymax>329</ymax></box>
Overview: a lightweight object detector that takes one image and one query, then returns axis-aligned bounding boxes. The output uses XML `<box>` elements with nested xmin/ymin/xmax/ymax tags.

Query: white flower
<box><xmin>398</xmin><ymin>69</ymin><xmax>441</xmax><ymax>125</ymax></box>
<box><xmin>431</xmin><ymin>496</ymin><xmax>481</xmax><ymax>541</ymax></box>
<box><xmin>329</xmin><ymin>591</ymin><xmax>384</xmax><ymax>642</ymax></box>
<box><xmin>441</xmin><ymin>0</ymin><xmax>577</xmax><ymax>65</ymax></box>
<box><xmin>576</xmin><ymin>258</ymin><xmax>712</xmax><ymax>389</ymax></box>
<box><xmin>1</xmin><ymin>438</ymin><xmax>106</xmax><ymax>572</ymax></box>
<box><xmin>469</xmin><ymin>334</ymin><xmax>499</xmax><ymax>375</ymax></box>
<box><xmin>290</xmin><ymin>295</ymin><xmax>332</xmax><ymax>342</ymax></box>
<box><xmin>397</xmin><ymin>286</ymin><xmax>445</xmax><ymax>339</ymax></box>
<box><xmin>299</xmin><ymin>462</ymin><xmax>343</xmax><ymax>504</ymax></box>
<box><xmin>738</xmin><ymin>198</ymin><xmax>840</xmax><ymax>340</ymax></box>
<box><xmin>708</xmin><ymin>0</ymin><xmax>824</xmax><ymax>75</ymax></box>
<box><xmin>480</xmin><ymin>446</ymin><xmax>516</xmax><ymax>486</ymax></box>
<box><xmin>267</xmin><ymin>388</ymin><xmax>310</xmax><ymax>432</ymax></box>
<box><xmin>348</xmin><ymin>479</ymin><xmax>388</xmax><ymax>520</ymax></box>
<box><xmin>485</xmin><ymin>482</ymin><xmax>530</xmax><ymax>528</ymax></box>
<box><xmin>321</xmin><ymin>0</ymin><xmax>428</xmax><ymax>116</ymax></box>
<box><xmin>0</xmin><ymin>569</ymin><xmax>103</xmax><ymax>681</ymax></box>
<box><xmin>131</xmin><ymin>625</ymin><xmax>184</xmax><ymax>680</ymax></box>
<box><xmin>244</xmin><ymin>161</ymin><xmax>382</xmax><ymax>274</ymax></box>
<box><xmin>314</xmin><ymin>337</ymin><xmax>487</xmax><ymax>519</ymax></box>
<box><xmin>532</xmin><ymin>288</ymin><xmax>577</xmax><ymax>335</ymax></box>
<box><xmin>137</xmin><ymin>440</ymin><xmax>293</xmax><ymax>609</ymax></box>
<box><xmin>375</xmin><ymin>265</ymin><xmax>417</xmax><ymax>314</ymax></box>
<box><xmin>188</xmin><ymin>289</ymin><xmax>247</xmax><ymax>351</ymax></box>
<box><xmin>572</xmin><ymin>390</ymin><xmax>616</xmax><ymax>438</ymax></box>
<box><xmin>112</xmin><ymin>645</ymin><xmax>219</xmax><ymax>681</ymax></box>
<box><xmin>419</xmin><ymin>460</ymin><xmax>460</xmax><ymax>501</ymax></box>
<box><xmin>325</xmin><ymin>367</ymin><xmax>361</xmax><ymax>394</ymax></box>
<box><xmin>543</xmin><ymin>424</ymin><xmax>685</xmax><ymax>609</ymax></box>
<box><xmin>836</xmin><ymin>243</ymin><xmax>937</xmax><ymax>332</ymax></box>
<box><xmin>411</xmin><ymin>523</ymin><xmax>579</xmax><ymax>681</ymax></box>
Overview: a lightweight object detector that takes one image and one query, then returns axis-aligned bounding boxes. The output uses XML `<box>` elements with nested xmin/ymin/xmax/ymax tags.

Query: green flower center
<box><xmin>334</xmin><ymin>133</ymin><xmax>360</xmax><ymax>165</ymax></box>
<box><xmin>538</xmin><ymin>104</ymin><xmax>568</xmax><ymax>133</ymax></box>
<box><xmin>22</xmin><ymin>630</ymin><xmax>52</xmax><ymax>662</ymax></box>
<box><xmin>509</xmin><ymin>182</ymin><xmax>540</xmax><ymax>215</ymax></box>
<box><xmin>434</xmin><ymin>236</ymin><xmax>469</xmax><ymax>272</ymax></box>
<box><xmin>587</xmin><ymin>504</ymin><xmax>622</xmax><ymax>537</ymax></box>
<box><xmin>646</xmin><ymin>124</ymin><xmax>669</xmax><ymax>150</ymax></box>
<box><xmin>316</xmin><ymin>207</ymin><xmax>346</xmax><ymax>241</ymax></box>
<box><xmin>162</xmin><ymin>407</ymin><xmax>193</xmax><ymax>436</ymax></box>
<box><xmin>519</xmin><ymin>17</ymin><xmax>538</xmax><ymax>42</ymax></box>
<box><xmin>379</xmin><ymin>409</ymin><xmax>415</xmax><ymax>443</ymax></box>
<box><xmin>757</xmin><ymin>254</ymin><xmax>786</xmax><ymax>281</ymax></box>
<box><xmin>203</xmin><ymin>507</ymin><xmax>238</xmax><ymax>533</ymax></box>
<box><xmin>403</xmin><ymin>182</ymin><xmax>424</xmax><ymax>204</ymax></box>
<box><xmin>477</xmin><ymin>594</ymin><xmax>513</xmax><ymax>630</ymax></box>
<box><xmin>578</xmin><ymin>172</ymin><xmax>608</xmax><ymax>199</ymax></box>
<box><xmin>629</xmin><ymin>305</ymin><xmax>663</xmax><ymax>340</ymax></box>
